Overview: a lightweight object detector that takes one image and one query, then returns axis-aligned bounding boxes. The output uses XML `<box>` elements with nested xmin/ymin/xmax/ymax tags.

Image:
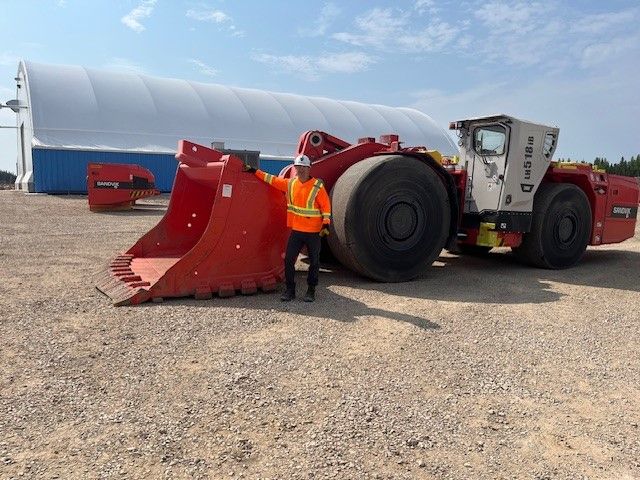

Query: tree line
<box><xmin>555</xmin><ymin>155</ymin><xmax>640</xmax><ymax>177</ymax></box>
<box><xmin>0</xmin><ymin>169</ymin><xmax>17</xmax><ymax>184</ymax></box>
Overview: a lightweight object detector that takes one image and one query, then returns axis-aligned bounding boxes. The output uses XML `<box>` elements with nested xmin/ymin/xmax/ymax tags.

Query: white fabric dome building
<box><xmin>12</xmin><ymin>61</ymin><xmax>456</xmax><ymax>192</ymax></box>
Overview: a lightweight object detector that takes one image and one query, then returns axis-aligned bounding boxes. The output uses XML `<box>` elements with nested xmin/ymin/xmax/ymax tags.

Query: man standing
<box><xmin>246</xmin><ymin>154</ymin><xmax>331</xmax><ymax>302</ymax></box>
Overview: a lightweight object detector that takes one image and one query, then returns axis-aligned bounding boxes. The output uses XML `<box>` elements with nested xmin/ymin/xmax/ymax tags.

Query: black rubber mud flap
<box><xmin>513</xmin><ymin>183</ymin><xmax>592</xmax><ymax>269</ymax></box>
<box><xmin>328</xmin><ymin>155</ymin><xmax>450</xmax><ymax>282</ymax></box>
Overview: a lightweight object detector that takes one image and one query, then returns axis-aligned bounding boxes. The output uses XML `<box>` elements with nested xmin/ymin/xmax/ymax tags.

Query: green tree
<box><xmin>0</xmin><ymin>169</ymin><xmax>17</xmax><ymax>184</ymax></box>
<box><xmin>602</xmin><ymin>155</ymin><xmax>640</xmax><ymax>177</ymax></box>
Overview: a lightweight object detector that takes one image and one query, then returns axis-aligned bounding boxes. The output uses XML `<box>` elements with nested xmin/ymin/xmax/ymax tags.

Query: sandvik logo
<box><xmin>610</xmin><ymin>205</ymin><xmax>638</xmax><ymax>219</ymax></box>
<box><xmin>96</xmin><ymin>181</ymin><xmax>120</xmax><ymax>189</ymax></box>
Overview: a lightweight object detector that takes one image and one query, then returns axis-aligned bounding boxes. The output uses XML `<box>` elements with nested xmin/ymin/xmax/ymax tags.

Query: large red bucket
<box><xmin>96</xmin><ymin>141</ymin><xmax>289</xmax><ymax>305</ymax></box>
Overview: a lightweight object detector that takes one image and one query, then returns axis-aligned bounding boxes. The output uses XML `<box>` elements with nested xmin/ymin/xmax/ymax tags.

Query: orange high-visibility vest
<box><xmin>256</xmin><ymin>169</ymin><xmax>331</xmax><ymax>233</ymax></box>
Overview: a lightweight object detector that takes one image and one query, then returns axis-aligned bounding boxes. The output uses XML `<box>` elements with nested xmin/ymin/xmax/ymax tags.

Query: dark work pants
<box><xmin>285</xmin><ymin>230</ymin><xmax>321</xmax><ymax>290</ymax></box>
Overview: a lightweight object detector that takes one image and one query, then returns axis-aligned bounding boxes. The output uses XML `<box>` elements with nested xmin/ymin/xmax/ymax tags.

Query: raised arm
<box><xmin>255</xmin><ymin>169</ymin><xmax>289</xmax><ymax>192</ymax></box>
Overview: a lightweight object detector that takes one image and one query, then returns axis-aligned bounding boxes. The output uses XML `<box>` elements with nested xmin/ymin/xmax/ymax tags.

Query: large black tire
<box><xmin>513</xmin><ymin>183</ymin><xmax>591</xmax><ymax>269</ymax></box>
<box><xmin>328</xmin><ymin>155</ymin><xmax>450</xmax><ymax>282</ymax></box>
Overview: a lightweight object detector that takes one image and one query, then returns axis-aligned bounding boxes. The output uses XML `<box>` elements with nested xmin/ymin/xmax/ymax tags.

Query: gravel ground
<box><xmin>1</xmin><ymin>190</ymin><xmax>639</xmax><ymax>480</ymax></box>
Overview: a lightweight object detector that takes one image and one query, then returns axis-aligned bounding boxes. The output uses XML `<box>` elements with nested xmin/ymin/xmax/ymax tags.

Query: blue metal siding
<box><xmin>259</xmin><ymin>158</ymin><xmax>292</xmax><ymax>176</ymax></box>
<box><xmin>31</xmin><ymin>149</ymin><xmax>293</xmax><ymax>193</ymax></box>
<box><xmin>32</xmin><ymin>149</ymin><xmax>178</xmax><ymax>193</ymax></box>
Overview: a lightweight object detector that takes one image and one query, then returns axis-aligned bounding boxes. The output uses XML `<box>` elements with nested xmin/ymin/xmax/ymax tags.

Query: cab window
<box><xmin>474</xmin><ymin>125</ymin><xmax>506</xmax><ymax>156</ymax></box>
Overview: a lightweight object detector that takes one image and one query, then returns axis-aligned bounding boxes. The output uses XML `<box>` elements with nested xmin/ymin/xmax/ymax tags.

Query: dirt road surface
<box><xmin>1</xmin><ymin>190</ymin><xmax>639</xmax><ymax>479</ymax></box>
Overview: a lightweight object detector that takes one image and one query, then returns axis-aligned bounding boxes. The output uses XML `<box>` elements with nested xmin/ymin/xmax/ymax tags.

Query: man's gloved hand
<box><xmin>242</xmin><ymin>163</ymin><xmax>257</xmax><ymax>173</ymax></box>
<box><xmin>319</xmin><ymin>224</ymin><xmax>330</xmax><ymax>237</ymax></box>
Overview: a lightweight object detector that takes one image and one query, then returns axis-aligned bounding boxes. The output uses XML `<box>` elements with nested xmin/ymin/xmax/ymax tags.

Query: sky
<box><xmin>1</xmin><ymin>0</ymin><xmax>639</xmax><ymax>173</ymax></box>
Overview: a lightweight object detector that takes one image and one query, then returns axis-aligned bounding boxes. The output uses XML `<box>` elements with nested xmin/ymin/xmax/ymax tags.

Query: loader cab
<box><xmin>451</xmin><ymin>115</ymin><xmax>559</xmax><ymax>232</ymax></box>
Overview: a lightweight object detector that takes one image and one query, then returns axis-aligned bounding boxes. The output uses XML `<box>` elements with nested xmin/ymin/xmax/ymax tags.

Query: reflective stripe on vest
<box><xmin>306</xmin><ymin>179</ymin><xmax>323</xmax><ymax>209</ymax></box>
<box><xmin>287</xmin><ymin>205</ymin><xmax>322</xmax><ymax>217</ymax></box>
<box><xmin>264</xmin><ymin>173</ymin><xmax>275</xmax><ymax>185</ymax></box>
<box><xmin>287</xmin><ymin>178</ymin><xmax>323</xmax><ymax>217</ymax></box>
<box><xmin>287</xmin><ymin>177</ymin><xmax>297</xmax><ymax>207</ymax></box>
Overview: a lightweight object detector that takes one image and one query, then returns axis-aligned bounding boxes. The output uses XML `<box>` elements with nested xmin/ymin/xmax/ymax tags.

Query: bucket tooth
<box><xmin>114</xmin><ymin>270</ymin><xmax>134</xmax><ymax>277</ymax></box>
<box><xmin>95</xmin><ymin>270</ymin><xmax>147</xmax><ymax>307</ymax></box>
<box><xmin>260</xmin><ymin>276</ymin><xmax>277</xmax><ymax>292</ymax></box>
<box><xmin>121</xmin><ymin>275</ymin><xmax>142</xmax><ymax>282</ymax></box>
<box><xmin>194</xmin><ymin>287</ymin><xmax>213</xmax><ymax>300</ymax></box>
<box><xmin>241</xmin><ymin>280</ymin><xmax>257</xmax><ymax>295</ymax></box>
<box><xmin>218</xmin><ymin>284</ymin><xmax>235</xmax><ymax>298</ymax></box>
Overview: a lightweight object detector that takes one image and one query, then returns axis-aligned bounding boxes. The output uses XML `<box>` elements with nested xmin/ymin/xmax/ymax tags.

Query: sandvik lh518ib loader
<box><xmin>97</xmin><ymin>115</ymin><xmax>639</xmax><ymax>305</ymax></box>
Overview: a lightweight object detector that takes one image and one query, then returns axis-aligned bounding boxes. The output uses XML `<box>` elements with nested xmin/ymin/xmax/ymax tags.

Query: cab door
<box><xmin>467</xmin><ymin>123</ymin><xmax>509</xmax><ymax>213</ymax></box>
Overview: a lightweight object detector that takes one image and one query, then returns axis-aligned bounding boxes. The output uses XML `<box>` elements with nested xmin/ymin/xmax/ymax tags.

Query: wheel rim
<box><xmin>554</xmin><ymin>210</ymin><xmax>578</xmax><ymax>249</ymax></box>
<box><xmin>377</xmin><ymin>195</ymin><xmax>425</xmax><ymax>250</ymax></box>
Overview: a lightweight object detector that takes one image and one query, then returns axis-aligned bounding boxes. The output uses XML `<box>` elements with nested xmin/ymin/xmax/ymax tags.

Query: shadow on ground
<box><xmin>306</xmin><ymin>246</ymin><xmax>640</xmax><ymax>304</ymax></box>
<box><xmin>118</xmin><ymin>246</ymin><xmax>639</xmax><ymax>330</ymax></box>
<box><xmin>136</xmin><ymin>281</ymin><xmax>441</xmax><ymax>331</ymax></box>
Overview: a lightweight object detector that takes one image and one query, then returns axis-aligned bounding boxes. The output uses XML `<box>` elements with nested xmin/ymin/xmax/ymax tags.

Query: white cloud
<box><xmin>316</xmin><ymin>52</ymin><xmax>376</xmax><ymax>73</ymax></box>
<box><xmin>581</xmin><ymin>34</ymin><xmax>640</xmax><ymax>68</ymax></box>
<box><xmin>333</xmin><ymin>7</ymin><xmax>462</xmax><ymax>53</ymax></box>
<box><xmin>491</xmin><ymin>19</ymin><xmax>564</xmax><ymax>66</ymax></box>
<box><xmin>474</xmin><ymin>1</ymin><xmax>544</xmax><ymax>34</ymax></box>
<box><xmin>299</xmin><ymin>3</ymin><xmax>341</xmax><ymax>37</ymax></box>
<box><xmin>468</xmin><ymin>1</ymin><xmax>562</xmax><ymax>66</ymax></box>
<box><xmin>188</xmin><ymin>58</ymin><xmax>218</xmax><ymax>77</ymax></box>
<box><xmin>253</xmin><ymin>54</ymin><xmax>317</xmax><ymax>80</ymax></box>
<box><xmin>121</xmin><ymin>0</ymin><xmax>157</xmax><ymax>33</ymax></box>
<box><xmin>102</xmin><ymin>57</ymin><xmax>146</xmax><ymax>74</ymax></box>
<box><xmin>397</xmin><ymin>20</ymin><xmax>458</xmax><ymax>52</ymax></box>
<box><xmin>467</xmin><ymin>2</ymin><xmax>640</xmax><ymax>69</ymax></box>
<box><xmin>229</xmin><ymin>25</ymin><xmax>245</xmax><ymax>38</ymax></box>
<box><xmin>253</xmin><ymin>51</ymin><xmax>375</xmax><ymax>80</ymax></box>
<box><xmin>571</xmin><ymin>8</ymin><xmax>638</xmax><ymax>34</ymax></box>
<box><xmin>186</xmin><ymin>8</ymin><xmax>229</xmax><ymax>23</ymax></box>
<box><xmin>333</xmin><ymin>8</ymin><xmax>410</xmax><ymax>49</ymax></box>
<box><xmin>414</xmin><ymin>0</ymin><xmax>438</xmax><ymax>15</ymax></box>
<box><xmin>56</xmin><ymin>0</ymin><xmax>67</xmax><ymax>7</ymax></box>
<box><xmin>185</xmin><ymin>7</ymin><xmax>245</xmax><ymax>37</ymax></box>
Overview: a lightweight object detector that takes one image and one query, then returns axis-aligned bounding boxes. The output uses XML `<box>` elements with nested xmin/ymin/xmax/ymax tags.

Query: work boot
<box><xmin>280</xmin><ymin>287</ymin><xmax>295</xmax><ymax>302</ymax></box>
<box><xmin>303</xmin><ymin>286</ymin><xmax>316</xmax><ymax>302</ymax></box>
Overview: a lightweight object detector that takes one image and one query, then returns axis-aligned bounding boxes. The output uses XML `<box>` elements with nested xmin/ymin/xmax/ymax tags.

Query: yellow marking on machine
<box><xmin>476</xmin><ymin>222</ymin><xmax>501</xmax><ymax>247</ymax></box>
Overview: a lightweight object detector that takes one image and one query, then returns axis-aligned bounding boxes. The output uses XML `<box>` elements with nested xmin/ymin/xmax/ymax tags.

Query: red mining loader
<box><xmin>97</xmin><ymin>115</ymin><xmax>640</xmax><ymax>305</ymax></box>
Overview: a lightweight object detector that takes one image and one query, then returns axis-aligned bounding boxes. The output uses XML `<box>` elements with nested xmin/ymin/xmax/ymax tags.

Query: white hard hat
<box><xmin>293</xmin><ymin>154</ymin><xmax>311</xmax><ymax>167</ymax></box>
